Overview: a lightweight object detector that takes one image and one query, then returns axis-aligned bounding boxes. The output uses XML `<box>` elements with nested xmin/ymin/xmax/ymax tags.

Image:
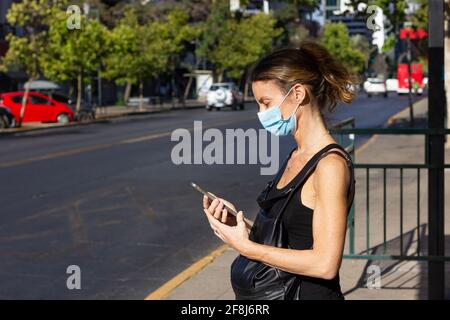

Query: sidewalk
<box><xmin>158</xmin><ymin>98</ymin><xmax>450</xmax><ymax>300</ymax></box>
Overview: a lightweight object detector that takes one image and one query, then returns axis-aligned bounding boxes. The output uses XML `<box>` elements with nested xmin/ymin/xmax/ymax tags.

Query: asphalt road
<box><xmin>0</xmin><ymin>93</ymin><xmax>425</xmax><ymax>299</ymax></box>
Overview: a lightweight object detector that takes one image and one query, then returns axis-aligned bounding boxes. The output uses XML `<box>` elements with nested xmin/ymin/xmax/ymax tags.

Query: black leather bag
<box><xmin>230</xmin><ymin>143</ymin><xmax>355</xmax><ymax>300</ymax></box>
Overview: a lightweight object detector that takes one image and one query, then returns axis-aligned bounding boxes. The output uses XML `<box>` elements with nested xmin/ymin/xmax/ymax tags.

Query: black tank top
<box><xmin>265</xmin><ymin>144</ymin><xmax>355</xmax><ymax>300</ymax></box>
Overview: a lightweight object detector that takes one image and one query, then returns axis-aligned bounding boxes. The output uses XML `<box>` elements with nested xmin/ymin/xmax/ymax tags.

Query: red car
<box><xmin>0</xmin><ymin>91</ymin><xmax>74</xmax><ymax>123</ymax></box>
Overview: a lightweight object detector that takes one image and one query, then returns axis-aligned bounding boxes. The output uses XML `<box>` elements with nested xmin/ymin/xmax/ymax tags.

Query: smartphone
<box><xmin>191</xmin><ymin>182</ymin><xmax>253</xmax><ymax>228</ymax></box>
<box><xmin>191</xmin><ymin>182</ymin><xmax>238</xmax><ymax>217</ymax></box>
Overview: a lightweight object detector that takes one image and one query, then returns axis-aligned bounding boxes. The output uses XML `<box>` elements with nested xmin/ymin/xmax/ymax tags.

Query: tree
<box><xmin>350</xmin><ymin>34</ymin><xmax>372</xmax><ymax>71</ymax></box>
<box><xmin>209</xmin><ymin>12</ymin><xmax>283</xmax><ymax>93</ymax></box>
<box><xmin>102</xmin><ymin>8</ymin><xmax>143</xmax><ymax>104</ymax></box>
<box><xmin>104</xmin><ymin>7</ymin><xmax>189</xmax><ymax>110</ymax></box>
<box><xmin>160</xmin><ymin>9</ymin><xmax>201</xmax><ymax>106</ymax></box>
<box><xmin>197</xmin><ymin>0</ymin><xmax>283</xmax><ymax>99</ymax></box>
<box><xmin>0</xmin><ymin>0</ymin><xmax>67</xmax><ymax>126</ymax></box>
<box><xmin>411</xmin><ymin>0</ymin><xmax>428</xmax><ymax>30</ymax></box>
<box><xmin>321</xmin><ymin>23</ymin><xmax>366</xmax><ymax>76</ymax></box>
<box><xmin>279</xmin><ymin>0</ymin><xmax>320</xmax><ymax>20</ymax></box>
<box><xmin>196</xmin><ymin>0</ymin><xmax>232</xmax><ymax>79</ymax></box>
<box><xmin>40</xmin><ymin>8</ymin><xmax>108</xmax><ymax>112</ymax></box>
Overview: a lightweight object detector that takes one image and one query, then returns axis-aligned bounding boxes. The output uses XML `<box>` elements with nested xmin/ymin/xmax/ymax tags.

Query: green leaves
<box><xmin>102</xmin><ymin>8</ymin><xmax>198</xmax><ymax>88</ymax></box>
<box><xmin>196</xmin><ymin>0</ymin><xmax>283</xmax><ymax>82</ymax></box>
<box><xmin>209</xmin><ymin>12</ymin><xmax>283</xmax><ymax>80</ymax></box>
<box><xmin>40</xmin><ymin>10</ymin><xmax>108</xmax><ymax>84</ymax></box>
<box><xmin>321</xmin><ymin>23</ymin><xmax>367</xmax><ymax>75</ymax></box>
<box><xmin>6</xmin><ymin>0</ymin><xmax>68</xmax><ymax>29</ymax></box>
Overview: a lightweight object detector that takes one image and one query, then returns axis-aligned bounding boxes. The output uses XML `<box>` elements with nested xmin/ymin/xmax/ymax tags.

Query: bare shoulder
<box><xmin>313</xmin><ymin>151</ymin><xmax>351</xmax><ymax>191</ymax></box>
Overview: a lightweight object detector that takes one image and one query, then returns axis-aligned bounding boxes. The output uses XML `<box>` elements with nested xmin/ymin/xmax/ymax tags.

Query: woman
<box><xmin>203</xmin><ymin>41</ymin><xmax>356</xmax><ymax>300</ymax></box>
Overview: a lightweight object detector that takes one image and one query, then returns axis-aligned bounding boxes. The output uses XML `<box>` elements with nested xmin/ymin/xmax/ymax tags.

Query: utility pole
<box><xmin>405</xmin><ymin>26</ymin><xmax>414</xmax><ymax>126</ymax></box>
<box><xmin>427</xmin><ymin>0</ymin><xmax>445</xmax><ymax>300</ymax></box>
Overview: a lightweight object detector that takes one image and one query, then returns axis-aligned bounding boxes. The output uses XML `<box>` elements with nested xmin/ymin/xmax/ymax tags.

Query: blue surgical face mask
<box><xmin>257</xmin><ymin>86</ymin><xmax>301</xmax><ymax>136</ymax></box>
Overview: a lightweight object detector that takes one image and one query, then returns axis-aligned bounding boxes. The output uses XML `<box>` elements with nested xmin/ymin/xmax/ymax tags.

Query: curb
<box><xmin>145</xmin><ymin>98</ymin><xmax>428</xmax><ymax>300</ymax></box>
<box><xmin>145</xmin><ymin>244</ymin><xmax>230</xmax><ymax>300</ymax></box>
<box><xmin>355</xmin><ymin>97</ymin><xmax>427</xmax><ymax>155</ymax></box>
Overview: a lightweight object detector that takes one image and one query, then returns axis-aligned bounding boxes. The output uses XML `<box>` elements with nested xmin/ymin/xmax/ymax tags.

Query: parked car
<box><xmin>0</xmin><ymin>106</ymin><xmax>16</xmax><ymax>128</ymax></box>
<box><xmin>43</xmin><ymin>92</ymin><xmax>95</xmax><ymax>122</ymax></box>
<box><xmin>346</xmin><ymin>83</ymin><xmax>360</xmax><ymax>95</ymax></box>
<box><xmin>363</xmin><ymin>78</ymin><xmax>388</xmax><ymax>98</ymax></box>
<box><xmin>0</xmin><ymin>91</ymin><xmax>75</xmax><ymax>124</ymax></box>
<box><xmin>206</xmin><ymin>82</ymin><xmax>244</xmax><ymax>111</ymax></box>
<box><xmin>385</xmin><ymin>78</ymin><xmax>399</xmax><ymax>92</ymax></box>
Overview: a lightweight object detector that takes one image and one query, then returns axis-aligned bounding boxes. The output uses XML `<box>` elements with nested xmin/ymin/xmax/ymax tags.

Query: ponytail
<box><xmin>299</xmin><ymin>41</ymin><xmax>356</xmax><ymax>111</ymax></box>
<box><xmin>250</xmin><ymin>41</ymin><xmax>358</xmax><ymax>113</ymax></box>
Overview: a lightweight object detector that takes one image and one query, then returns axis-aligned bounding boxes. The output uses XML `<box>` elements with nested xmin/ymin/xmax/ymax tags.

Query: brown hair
<box><xmin>249</xmin><ymin>41</ymin><xmax>357</xmax><ymax>113</ymax></box>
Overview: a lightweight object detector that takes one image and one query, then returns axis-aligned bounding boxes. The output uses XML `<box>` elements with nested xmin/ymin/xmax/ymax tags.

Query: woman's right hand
<box><xmin>203</xmin><ymin>194</ymin><xmax>238</xmax><ymax>227</ymax></box>
<box><xmin>203</xmin><ymin>194</ymin><xmax>253</xmax><ymax>231</ymax></box>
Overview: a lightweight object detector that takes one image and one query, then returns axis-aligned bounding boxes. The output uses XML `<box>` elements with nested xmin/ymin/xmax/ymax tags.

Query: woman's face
<box><xmin>252</xmin><ymin>80</ymin><xmax>305</xmax><ymax>119</ymax></box>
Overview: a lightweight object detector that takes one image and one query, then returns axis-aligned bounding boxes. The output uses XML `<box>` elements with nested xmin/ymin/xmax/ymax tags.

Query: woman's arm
<box><xmin>242</xmin><ymin>154</ymin><xmax>350</xmax><ymax>280</ymax></box>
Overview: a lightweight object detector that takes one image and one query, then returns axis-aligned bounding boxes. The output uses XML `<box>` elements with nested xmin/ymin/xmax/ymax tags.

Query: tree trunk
<box><xmin>124</xmin><ymin>82</ymin><xmax>132</xmax><ymax>105</ymax></box>
<box><xmin>139</xmin><ymin>79</ymin><xmax>144</xmax><ymax>111</ymax></box>
<box><xmin>244</xmin><ymin>79</ymin><xmax>249</xmax><ymax>101</ymax></box>
<box><xmin>69</xmin><ymin>82</ymin><xmax>74</xmax><ymax>99</ymax></box>
<box><xmin>171</xmin><ymin>75</ymin><xmax>176</xmax><ymax>109</ymax></box>
<box><xmin>76</xmin><ymin>73</ymin><xmax>82</xmax><ymax>113</ymax></box>
<box><xmin>183</xmin><ymin>76</ymin><xmax>193</xmax><ymax>102</ymax></box>
<box><xmin>18</xmin><ymin>79</ymin><xmax>33</xmax><ymax>127</ymax></box>
<box><xmin>184</xmin><ymin>60</ymin><xmax>200</xmax><ymax>103</ymax></box>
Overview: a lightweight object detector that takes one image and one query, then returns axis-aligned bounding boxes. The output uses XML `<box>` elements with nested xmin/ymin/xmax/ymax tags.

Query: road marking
<box><xmin>0</xmin><ymin>117</ymin><xmax>256</xmax><ymax>169</ymax></box>
<box><xmin>121</xmin><ymin>132</ymin><xmax>170</xmax><ymax>144</ymax></box>
<box><xmin>144</xmin><ymin>244</ymin><xmax>229</xmax><ymax>300</ymax></box>
<box><xmin>0</xmin><ymin>143</ymin><xmax>117</xmax><ymax>168</ymax></box>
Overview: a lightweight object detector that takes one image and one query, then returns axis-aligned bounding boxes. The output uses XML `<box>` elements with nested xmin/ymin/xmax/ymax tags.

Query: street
<box><xmin>0</xmin><ymin>93</ymin><xmax>425</xmax><ymax>299</ymax></box>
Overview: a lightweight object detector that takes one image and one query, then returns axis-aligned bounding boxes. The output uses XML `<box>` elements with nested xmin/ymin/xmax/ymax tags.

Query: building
<box><xmin>230</xmin><ymin>0</ymin><xmax>270</xmax><ymax>15</ymax></box>
<box><xmin>312</xmin><ymin>0</ymin><xmax>385</xmax><ymax>52</ymax></box>
<box><xmin>312</xmin><ymin>0</ymin><xmax>353</xmax><ymax>25</ymax></box>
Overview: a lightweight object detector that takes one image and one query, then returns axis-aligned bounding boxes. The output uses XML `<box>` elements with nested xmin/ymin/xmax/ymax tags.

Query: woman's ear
<box><xmin>296</xmin><ymin>84</ymin><xmax>311</xmax><ymax>106</ymax></box>
<box><xmin>293</xmin><ymin>84</ymin><xmax>307</xmax><ymax>105</ymax></box>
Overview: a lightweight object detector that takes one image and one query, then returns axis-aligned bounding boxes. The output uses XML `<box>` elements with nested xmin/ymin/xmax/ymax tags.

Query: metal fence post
<box><xmin>427</xmin><ymin>0</ymin><xmax>446</xmax><ymax>300</ymax></box>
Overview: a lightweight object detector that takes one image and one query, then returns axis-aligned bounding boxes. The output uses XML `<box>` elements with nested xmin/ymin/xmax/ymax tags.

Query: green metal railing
<box><xmin>329</xmin><ymin>118</ymin><xmax>450</xmax><ymax>262</ymax></box>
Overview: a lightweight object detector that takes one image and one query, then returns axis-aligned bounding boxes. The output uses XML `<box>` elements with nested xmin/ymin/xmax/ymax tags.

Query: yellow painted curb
<box><xmin>144</xmin><ymin>244</ymin><xmax>229</xmax><ymax>300</ymax></box>
<box><xmin>355</xmin><ymin>134</ymin><xmax>378</xmax><ymax>155</ymax></box>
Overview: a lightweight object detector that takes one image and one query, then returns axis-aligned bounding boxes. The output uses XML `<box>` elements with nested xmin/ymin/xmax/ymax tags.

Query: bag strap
<box><xmin>323</xmin><ymin>150</ymin><xmax>355</xmax><ymax>212</ymax></box>
<box><xmin>274</xmin><ymin>143</ymin><xmax>351</xmax><ymax>222</ymax></box>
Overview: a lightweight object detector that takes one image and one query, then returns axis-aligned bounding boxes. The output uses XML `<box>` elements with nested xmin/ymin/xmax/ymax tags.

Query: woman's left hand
<box><xmin>203</xmin><ymin>199</ymin><xmax>252</xmax><ymax>254</ymax></box>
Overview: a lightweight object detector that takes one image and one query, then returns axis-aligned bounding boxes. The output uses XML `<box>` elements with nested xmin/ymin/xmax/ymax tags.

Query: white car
<box><xmin>385</xmin><ymin>78</ymin><xmax>399</xmax><ymax>92</ymax></box>
<box><xmin>206</xmin><ymin>82</ymin><xmax>244</xmax><ymax>111</ymax></box>
<box><xmin>363</xmin><ymin>78</ymin><xmax>388</xmax><ymax>98</ymax></box>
